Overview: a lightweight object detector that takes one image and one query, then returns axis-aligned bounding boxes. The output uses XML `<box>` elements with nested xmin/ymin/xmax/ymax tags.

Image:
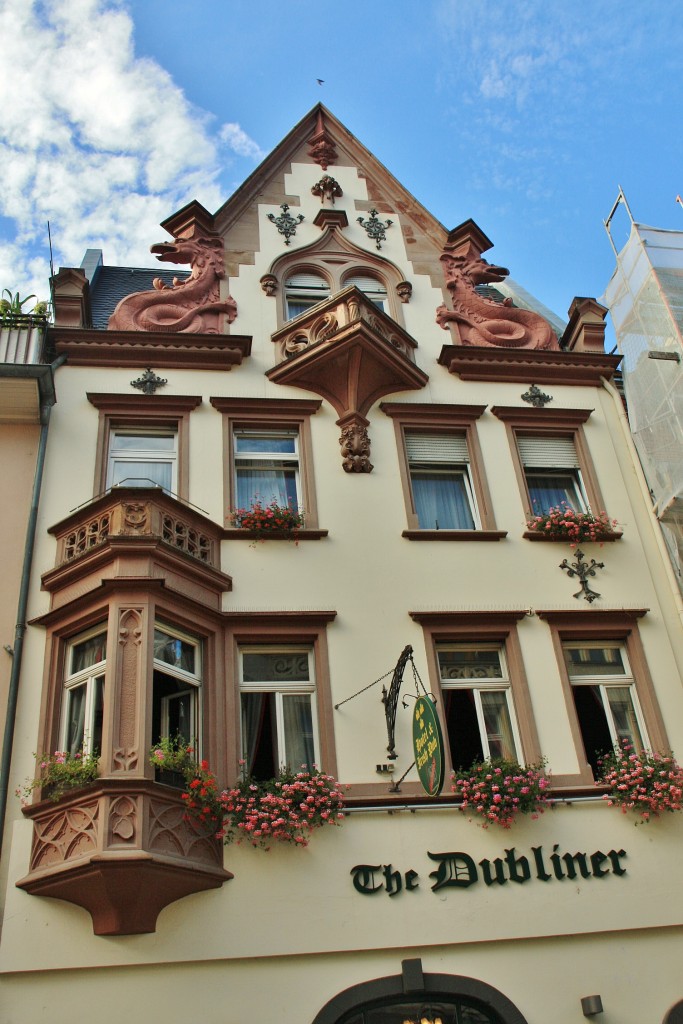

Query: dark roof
<box><xmin>89</xmin><ymin>266</ymin><xmax>190</xmax><ymax>329</ymax></box>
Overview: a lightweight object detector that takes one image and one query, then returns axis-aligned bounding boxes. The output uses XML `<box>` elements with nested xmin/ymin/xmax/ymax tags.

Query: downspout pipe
<box><xmin>0</xmin><ymin>354</ymin><xmax>66</xmax><ymax>858</ymax></box>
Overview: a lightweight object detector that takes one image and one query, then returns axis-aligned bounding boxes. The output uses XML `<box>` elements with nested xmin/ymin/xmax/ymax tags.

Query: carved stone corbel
<box><xmin>260</xmin><ymin>274</ymin><xmax>278</xmax><ymax>297</ymax></box>
<box><xmin>396</xmin><ymin>280</ymin><xmax>412</xmax><ymax>304</ymax></box>
<box><xmin>338</xmin><ymin>414</ymin><xmax>373</xmax><ymax>473</ymax></box>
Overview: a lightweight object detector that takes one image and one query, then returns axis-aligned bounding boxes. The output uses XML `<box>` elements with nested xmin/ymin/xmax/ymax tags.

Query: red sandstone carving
<box><xmin>436</xmin><ymin>246</ymin><xmax>558</xmax><ymax>352</ymax></box>
<box><xmin>108</xmin><ymin>236</ymin><xmax>237</xmax><ymax>334</ymax></box>
<box><xmin>339</xmin><ymin>418</ymin><xmax>373</xmax><ymax>474</ymax></box>
<box><xmin>307</xmin><ymin>110</ymin><xmax>338</xmax><ymax>170</ymax></box>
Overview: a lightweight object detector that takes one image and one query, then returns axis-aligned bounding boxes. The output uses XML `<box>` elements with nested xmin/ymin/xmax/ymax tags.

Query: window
<box><xmin>539</xmin><ymin>609</ymin><xmax>670</xmax><ymax>784</ymax></box>
<box><xmin>490</xmin><ymin>406</ymin><xmax>605</xmax><ymax>520</ymax></box>
<box><xmin>239</xmin><ymin>646</ymin><xmax>319</xmax><ymax>779</ymax></box>
<box><xmin>152</xmin><ymin>624</ymin><xmax>202</xmax><ymax>750</ymax></box>
<box><xmin>107</xmin><ymin>428</ymin><xmax>177</xmax><ymax>491</ymax></box>
<box><xmin>61</xmin><ymin>628</ymin><xmax>107</xmax><ymax>756</ymax></box>
<box><xmin>88</xmin><ymin>393</ymin><xmax>202</xmax><ymax>500</ymax></box>
<box><xmin>285</xmin><ymin>272</ymin><xmax>330</xmax><ymax>320</ymax></box>
<box><xmin>411</xmin><ymin>611</ymin><xmax>541</xmax><ymax>784</ymax></box>
<box><xmin>406</xmin><ymin>432</ymin><xmax>477</xmax><ymax>530</ymax></box>
<box><xmin>233</xmin><ymin>429</ymin><xmax>300</xmax><ymax>510</ymax></box>
<box><xmin>563</xmin><ymin>642</ymin><xmax>646</xmax><ymax>775</ymax></box>
<box><xmin>437</xmin><ymin>644</ymin><xmax>522</xmax><ymax>772</ymax></box>
<box><xmin>210</xmin><ymin>397</ymin><xmax>322</xmax><ymax>530</ymax></box>
<box><xmin>381</xmin><ymin>403</ymin><xmax>504</xmax><ymax>539</ymax></box>
<box><xmin>517</xmin><ymin>435</ymin><xmax>587</xmax><ymax>515</ymax></box>
<box><xmin>343</xmin><ymin>274</ymin><xmax>387</xmax><ymax>311</ymax></box>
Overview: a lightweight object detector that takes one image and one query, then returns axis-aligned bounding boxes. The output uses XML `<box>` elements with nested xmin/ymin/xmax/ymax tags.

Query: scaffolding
<box><xmin>603</xmin><ymin>189</ymin><xmax>683</xmax><ymax>590</ymax></box>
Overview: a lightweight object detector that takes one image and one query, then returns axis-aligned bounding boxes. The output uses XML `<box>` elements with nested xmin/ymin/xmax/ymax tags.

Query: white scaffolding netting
<box><xmin>603</xmin><ymin>215</ymin><xmax>683</xmax><ymax>586</ymax></box>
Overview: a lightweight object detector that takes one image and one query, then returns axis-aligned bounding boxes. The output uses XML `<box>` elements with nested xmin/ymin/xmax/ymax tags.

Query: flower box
<box><xmin>229</xmin><ymin>500</ymin><xmax>305</xmax><ymax>542</ymax></box>
<box><xmin>451</xmin><ymin>758</ymin><xmax>551</xmax><ymax>829</ymax></box>
<box><xmin>525</xmin><ymin>506</ymin><xmax>621</xmax><ymax>546</ymax></box>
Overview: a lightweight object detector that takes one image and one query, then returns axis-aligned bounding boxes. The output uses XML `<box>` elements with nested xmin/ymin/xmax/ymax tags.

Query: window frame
<box><xmin>88</xmin><ymin>393</ymin><xmax>202</xmax><ymax>501</ymax></box>
<box><xmin>436</xmin><ymin>641</ymin><xmax>524</xmax><ymax>770</ymax></box>
<box><xmin>381</xmin><ymin>403</ymin><xmax>506</xmax><ymax>540</ymax></box>
<box><xmin>210</xmin><ymin>397</ymin><xmax>322</xmax><ymax>532</ymax></box>
<box><xmin>410</xmin><ymin>611</ymin><xmax>541</xmax><ymax>778</ymax></box>
<box><xmin>233</xmin><ymin>426</ymin><xmax>301</xmax><ymax>513</ymax></box>
<box><xmin>60</xmin><ymin>625</ymin><xmax>107</xmax><ymax>757</ymax></box>
<box><xmin>239</xmin><ymin>644</ymin><xmax>320</xmax><ymax>775</ymax></box>
<box><xmin>152</xmin><ymin>621</ymin><xmax>203</xmax><ymax>752</ymax></box>
<box><xmin>490</xmin><ymin>406</ymin><xmax>605</xmax><ymax>520</ymax></box>
<box><xmin>106</xmin><ymin>426</ymin><xmax>178</xmax><ymax>493</ymax></box>
<box><xmin>284</xmin><ymin>270</ymin><xmax>332</xmax><ymax>321</ymax></box>
<box><xmin>224</xmin><ymin>611</ymin><xmax>337</xmax><ymax>782</ymax></box>
<box><xmin>538</xmin><ymin>609</ymin><xmax>669</xmax><ymax>785</ymax></box>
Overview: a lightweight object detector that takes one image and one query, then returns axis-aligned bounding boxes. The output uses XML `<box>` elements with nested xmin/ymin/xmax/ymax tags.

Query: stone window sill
<box><xmin>222</xmin><ymin>528</ymin><xmax>328</xmax><ymax>541</ymax></box>
<box><xmin>402</xmin><ymin>530</ymin><xmax>507</xmax><ymax>542</ymax></box>
<box><xmin>523</xmin><ymin>530</ymin><xmax>622</xmax><ymax>543</ymax></box>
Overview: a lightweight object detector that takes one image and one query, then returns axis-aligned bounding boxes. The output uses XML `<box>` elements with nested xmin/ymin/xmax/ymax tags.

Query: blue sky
<box><xmin>1</xmin><ymin>0</ymin><xmax>682</xmax><ymax>331</ymax></box>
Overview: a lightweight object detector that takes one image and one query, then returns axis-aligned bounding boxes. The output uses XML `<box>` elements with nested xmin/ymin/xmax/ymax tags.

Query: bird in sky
<box><xmin>317</xmin><ymin>79</ymin><xmax>324</xmax><ymax>85</ymax></box>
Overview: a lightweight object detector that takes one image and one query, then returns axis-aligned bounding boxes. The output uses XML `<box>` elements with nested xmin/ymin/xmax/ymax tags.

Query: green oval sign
<box><xmin>412</xmin><ymin>695</ymin><xmax>445</xmax><ymax>797</ymax></box>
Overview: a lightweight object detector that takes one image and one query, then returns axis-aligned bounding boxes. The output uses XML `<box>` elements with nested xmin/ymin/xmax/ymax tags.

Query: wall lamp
<box><xmin>581</xmin><ymin>995</ymin><xmax>604</xmax><ymax>1016</ymax></box>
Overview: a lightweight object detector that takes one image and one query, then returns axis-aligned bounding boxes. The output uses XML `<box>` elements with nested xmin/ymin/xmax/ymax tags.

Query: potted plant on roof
<box><xmin>229</xmin><ymin>498</ymin><xmax>305</xmax><ymax>544</ymax></box>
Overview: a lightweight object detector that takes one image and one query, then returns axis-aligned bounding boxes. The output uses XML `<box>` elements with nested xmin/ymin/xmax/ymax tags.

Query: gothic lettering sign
<box><xmin>412</xmin><ymin>696</ymin><xmax>445</xmax><ymax>797</ymax></box>
<box><xmin>350</xmin><ymin>844</ymin><xmax>627</xmax><ymax>896</ymax></box>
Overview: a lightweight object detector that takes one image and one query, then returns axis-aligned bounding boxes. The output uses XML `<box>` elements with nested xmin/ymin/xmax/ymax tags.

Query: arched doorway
<box><xmin>311</xmin><ymin>965</ymin><xmax>529</xmax><ymax>1024</ymax></box>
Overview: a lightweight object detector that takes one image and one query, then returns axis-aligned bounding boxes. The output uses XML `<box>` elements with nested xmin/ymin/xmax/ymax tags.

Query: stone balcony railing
<box><xmin>55</xmin><ymin>488</ymin><xmax>217</xmax><ymax>567</ymax></box>
<box><xmin>271</xmin><ymin>285</ymin><xmax>419</xmax><ymax>364</ymax></box>
<box><xmin>42</xmin><ymin>487</ymin><xmax>232</xmax><ymax>611</ymax></box>
<box><xmin>17</xmin><ymin>779</ymin><xmax>232</xmax><ymax>935</ymax></box>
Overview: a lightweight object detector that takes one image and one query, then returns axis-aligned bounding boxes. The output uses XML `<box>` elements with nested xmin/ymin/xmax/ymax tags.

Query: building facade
<box><xmin>2</xmin><ymin>107</ymin><xmax>683</xmax><ymax>1024</ymax></box>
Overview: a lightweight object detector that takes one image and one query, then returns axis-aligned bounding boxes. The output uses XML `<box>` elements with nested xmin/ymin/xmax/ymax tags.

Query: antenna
<box><xmin>47</xmin><ymin>221</ymin><xmax>55</xmax><ymax>316</ymax></box>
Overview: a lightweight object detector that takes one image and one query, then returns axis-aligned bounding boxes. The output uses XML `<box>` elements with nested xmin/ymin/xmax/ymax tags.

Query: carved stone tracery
<box><xmin>108</xmin><ymin>234</ymin><xmax>237</xmax><ymax>334</ymax></box>
<box><xmin>436</xmin><ymin>221</ymin><xmax>559</xmax><ymax>352</ymax></box>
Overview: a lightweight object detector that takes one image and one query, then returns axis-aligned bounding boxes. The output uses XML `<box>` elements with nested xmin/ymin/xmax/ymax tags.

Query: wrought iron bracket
<box><xmin>267</xmin><ymin>203</ymin><xmax>304</xmax><ymax>245</ymax></box>
<box><xmin>381</xmin><ymin>645</ymin><xmax>413</xmax><ymax>759</ymax></box>
<box><xmin>130</xmin><ymin>368</ymin><xmax>168</xmax><ymax>395</ymax></box>
<box><xmin>357</xmin><ymin>209</ymin><xmax>393</xmax><ymax>250</ymax></box>
<box><xmin>521</xmin><ymin>383</ymin><xmax>553</xmax><ymax>407</ymax></box>
<box><xmin>559</xmin><ymin>548</ymin><xmax>605</xmax><ymax>602</ymax></box>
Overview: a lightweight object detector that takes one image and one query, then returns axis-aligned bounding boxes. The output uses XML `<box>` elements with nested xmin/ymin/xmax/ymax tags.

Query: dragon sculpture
<box><xmin>108</xmin><ymin>235</ymin><xmax>237</xmax><ymax>333</ymax></box>
<box><xmin>436</xmin><ymin>250</ymin><xmax>558</xmax><ymax>351</ymax></box>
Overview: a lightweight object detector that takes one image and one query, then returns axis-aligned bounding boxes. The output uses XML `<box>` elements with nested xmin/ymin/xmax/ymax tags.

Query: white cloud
<box><xmin>219</xmin><ymin>123</ymin><xmax>265</xmax><ymax>161</ymax></box>
<box><xmin>0</xmin><ymin>0</ymin><xmax>263</xmax><ymax>299</ymax></box>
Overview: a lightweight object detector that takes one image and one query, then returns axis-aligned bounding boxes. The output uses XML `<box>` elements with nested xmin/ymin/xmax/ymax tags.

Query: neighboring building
<box><xmin>2</xmin><ymin>107</ymin><xmax>683</xmax><ymax>1024</ymax></box>
<box><xmin>603</xmin><ymin>190</ymin><xmax>683</xmax><ymax>594</ymax></box>
<box><xmin>0</xmin><ymin>312</ymin><xmax>54</xmax><ymax>774</ymax></box>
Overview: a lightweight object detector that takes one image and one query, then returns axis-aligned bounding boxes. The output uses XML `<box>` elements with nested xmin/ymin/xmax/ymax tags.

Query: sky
<box><xmin>1</xmin><ymin>0</ymin><xmax>682</xmax><ymax>331</ymax></box>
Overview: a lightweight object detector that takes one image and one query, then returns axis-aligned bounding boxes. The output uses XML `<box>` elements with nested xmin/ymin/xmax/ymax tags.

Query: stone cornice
<box><xmin>438</xmin><ymin>344</ymin><xmax>621</xmax><ymax>385</ymax></box>
<box><xmin>50</xmin><ymin>327</ymin><xmax>252</xmax><ymax>370</ymax></box>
